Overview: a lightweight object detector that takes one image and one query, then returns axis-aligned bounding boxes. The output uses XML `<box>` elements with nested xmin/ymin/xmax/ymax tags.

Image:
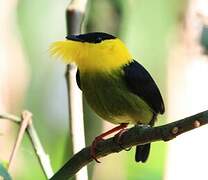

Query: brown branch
<box><xmin>50</xmin><ymin>109</ymin><xmax>208</xmax><ymax>180</ymax></box>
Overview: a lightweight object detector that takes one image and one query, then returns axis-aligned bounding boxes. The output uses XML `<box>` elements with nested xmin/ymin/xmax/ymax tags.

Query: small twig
<box><xmin>0</xmin><ymin>114</ymin><xmax>21</xmax><ymax>123</ymax></box>
<box><xmin>50</xmin><ymin>109</ymin><xmax>208</xmax><ymax>180</ymax></box>
<box><xmin>27</xmin><ymin>119</ymin><xmax>54</xmax><ymax>178</ymax></box>
<box><xmin>0</xmin><ymin>111</ymin><xmax>54</xmax><ymax>179</ymax></box>
<box><xmin>8</xmin><ymin>111</ymin><xmax>32</xmax><ymax>170</ymax></box>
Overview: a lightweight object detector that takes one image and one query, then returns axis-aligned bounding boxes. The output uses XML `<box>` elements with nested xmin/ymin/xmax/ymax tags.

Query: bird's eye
<box><xmin>95</xmin><ymin>37</ymin><xmax>102</xmax><ymax>43</ymax></box>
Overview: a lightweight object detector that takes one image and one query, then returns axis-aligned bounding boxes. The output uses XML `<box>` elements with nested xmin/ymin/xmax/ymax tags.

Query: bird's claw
<box><xmin>90</xmin><ymin>136</ymin><xmax>104</xmax><ymax>163</ymax></box>
<box><xmin>114</xmin><ymin>129</ymin><xmax>132</xmax><ymax>151</ymax></box>
<box><xmin>90</xmin><ymin>123</ymin><xmax>129</xmax><ymax>162</ymax></box>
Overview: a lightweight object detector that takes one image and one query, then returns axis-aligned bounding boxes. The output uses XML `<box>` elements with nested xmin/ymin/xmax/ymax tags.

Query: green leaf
<box><xmin>0</xmin><ymin>163</ymin><xmax>12</xmax><ymax>180</ymax></box>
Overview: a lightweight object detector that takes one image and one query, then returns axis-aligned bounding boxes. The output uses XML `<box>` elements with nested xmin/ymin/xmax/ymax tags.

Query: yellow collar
<box><xmin>51</xmin><ymin>38</ymin><xmax>132</xmax><ymax>72</ymax></box>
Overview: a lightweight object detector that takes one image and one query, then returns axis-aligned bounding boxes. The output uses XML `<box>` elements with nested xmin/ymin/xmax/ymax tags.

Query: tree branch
<box><xmin>50</xmin><ymin>109</ymin><xmax>208</xmax><ymax>180</ymax></box>
<box><xmin>0</xmin><ymin>112</ymin><xmax>54</xmax><ymax>179</ymax></box>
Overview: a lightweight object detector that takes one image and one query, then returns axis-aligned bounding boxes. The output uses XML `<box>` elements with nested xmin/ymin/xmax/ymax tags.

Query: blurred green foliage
<box><xmin>201</xmin><ymin>25</ymin><xmax>208</xmax><ymax>53</ymax></box>
<box><xmin>15</xmin><ymin>0</ymin><xmax>185</xmax><ymax>179</ymax></box>
<box><xmin>17</xmin><ymin>0</ymin><xmax>70</xmax><ymax>179</ymax></box>
<box><xmin>0</xmin><ymin>163</ymin><xmax>12</xmax><ymax>180</ymax></box>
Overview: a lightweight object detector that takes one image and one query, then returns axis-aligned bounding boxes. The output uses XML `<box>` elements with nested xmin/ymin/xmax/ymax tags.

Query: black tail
<box><xmin>135</xmin><ymin>143</ymin><xmax>151</xmax><ymax>163</ymax></box>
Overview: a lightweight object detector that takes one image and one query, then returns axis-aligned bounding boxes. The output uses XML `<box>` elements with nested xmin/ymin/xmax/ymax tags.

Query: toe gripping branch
<box><xmin>90</xmin><ymin>123</ymin><xmax>128</xmax><ymax>163</ymax></box>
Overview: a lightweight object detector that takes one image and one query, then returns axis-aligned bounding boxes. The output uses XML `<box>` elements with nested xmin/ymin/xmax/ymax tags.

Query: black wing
<box><xmin>123</xmin><ymin>60</ymin><xmax>165</xmax><ymax>114</ymax></box>
<box><xmin>76</xmin><ymin>69</ymin><xmax>81</xmax><ymax>89</ymax></box>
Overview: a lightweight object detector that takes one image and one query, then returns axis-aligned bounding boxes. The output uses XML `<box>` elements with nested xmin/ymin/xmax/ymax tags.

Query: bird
<box><xmin>50</xmin><ymin>32</ymin><xmax>165</xmax><ymax>163</ymax></box>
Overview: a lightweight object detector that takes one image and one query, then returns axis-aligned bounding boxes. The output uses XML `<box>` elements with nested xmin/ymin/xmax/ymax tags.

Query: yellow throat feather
<box><xmin>50</xmin><ymin>38</ymin><xmax>132</xmax><ymax>72</ymax></box>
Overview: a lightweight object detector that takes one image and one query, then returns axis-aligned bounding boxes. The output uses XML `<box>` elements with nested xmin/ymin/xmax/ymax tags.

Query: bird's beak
<box><xmin>66</xmin><ymin>34</ymin><xmax>82</xmax><ymax>42</ymax></box>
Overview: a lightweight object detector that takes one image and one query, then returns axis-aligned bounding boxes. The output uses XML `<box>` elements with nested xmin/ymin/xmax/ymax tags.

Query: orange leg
<box><xmin>91</xmin><ymin>123</ymin><xmax>128</xmax><ymax>163</ymax></box>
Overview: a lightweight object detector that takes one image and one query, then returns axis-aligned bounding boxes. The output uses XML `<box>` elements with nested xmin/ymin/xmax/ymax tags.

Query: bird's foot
<box><xmin>90</xmin><ymin>123</ymin><xmax>128</xmax><ymax>163</ymax></box>
<box><xmin>90</xmin><ymin>136</ymin><xmax>104</xmax><ymax>163</ymax></box>
<box><xmin>114</xmin><ymin>128</ymin><xmax>132</xmax><ymax>151</ymax></box>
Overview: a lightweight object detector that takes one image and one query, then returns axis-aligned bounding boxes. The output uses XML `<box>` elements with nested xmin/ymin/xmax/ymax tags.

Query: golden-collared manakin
<box><xmin>50</xmin><ymin>32</ymin><xmax>165</xmax><ymax>163</ymax></box>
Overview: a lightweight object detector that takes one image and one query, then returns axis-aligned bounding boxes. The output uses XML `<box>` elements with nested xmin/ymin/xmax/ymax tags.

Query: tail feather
<box><xmin>135</xmin><ymin>143</ymin><xmax>151</xmax><ymax>163</ymax></box>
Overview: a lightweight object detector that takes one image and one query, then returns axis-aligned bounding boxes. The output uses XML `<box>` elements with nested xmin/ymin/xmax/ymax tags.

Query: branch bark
<box><xmin>50</xmin><ymin>109</ymin><xmax>208</xmax><ymax>180</ymax></box>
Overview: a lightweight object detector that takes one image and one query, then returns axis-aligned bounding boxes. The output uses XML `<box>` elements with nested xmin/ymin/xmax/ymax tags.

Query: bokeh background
<box><xmin>1</xmin><ymin>0</ymin><xmax>208</xmax><ymax>179</ymax></box>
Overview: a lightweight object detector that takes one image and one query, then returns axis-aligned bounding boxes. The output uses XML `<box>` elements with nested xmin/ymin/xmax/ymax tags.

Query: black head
<box><xmin>66</xmin><ymin>32</ymin><xmax>116</xmax><ymax>43</ymax></box>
